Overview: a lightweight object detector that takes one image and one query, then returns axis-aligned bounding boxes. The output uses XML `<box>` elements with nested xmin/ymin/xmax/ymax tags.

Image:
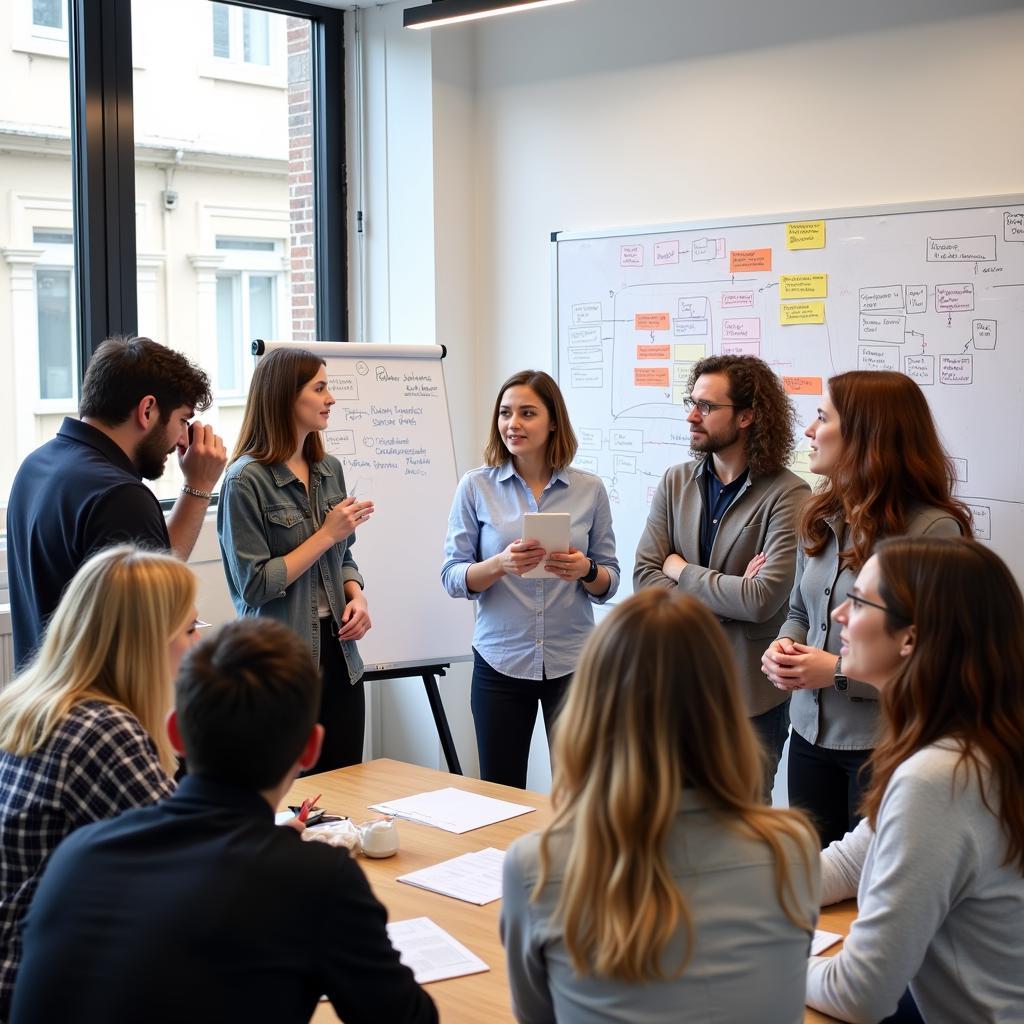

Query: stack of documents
<box><xmin>370</xmin><ymin>787</ymin><xmax>534</xmax><ymax>834</ymax></box>
<box><xmin>398</xmin><ymin>848</ymin><xmax>505</xmax><ymax>905</ymax></box>
<box><xmin>386</xmin><ymin>917</ymin><xmax>489</xmax><ymax>984</ymax></box>
<box><xmin>811</xmin><ymin>930</ymin><xmax>843</xmax><ymax>955</ymax></box>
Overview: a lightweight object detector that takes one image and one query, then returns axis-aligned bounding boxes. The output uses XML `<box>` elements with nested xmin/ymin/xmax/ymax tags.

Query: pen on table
<box><xmin>297</xmin><ymin>793</ymin><xmax>322</xmax><ymax>823</ymax></box>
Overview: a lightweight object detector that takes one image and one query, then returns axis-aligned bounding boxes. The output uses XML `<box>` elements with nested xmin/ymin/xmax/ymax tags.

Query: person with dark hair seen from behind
<box><xmin>634</xmin><ymin>355</ymin><xmax>809</xmax><ymax>797</ymax></box>
<box><xmin>6</xmin><ymin>335</ymin><xmax>227</xmax><ymax>670</ymax></box>
<box><xmin>218</xmin><ymin>347</ymin><xmax>374</xmax><ymax>773</ymax></box>
<box><xmin>805</xmin><ymin>537</ymin><xmax>1024</xmax><ymax>1023</ymax></box>
<box><xmin>501</xmin><ymin>589</ymin><xmax>819</xmax><ymax>1023</ymax></box>
<box><xmin>10</xmin><ymin>618</ymin><xmax>437</xmax><ymax>1024</ymax></box>
<box><xmin>762</xmin><ymin>371</ymin><xmax>972</xmax><ymax>847</ymax></box>
<box><xmin>442</xmin><ymin>369</ymin><xmax>619</xmax><ymax>788</ymax></box>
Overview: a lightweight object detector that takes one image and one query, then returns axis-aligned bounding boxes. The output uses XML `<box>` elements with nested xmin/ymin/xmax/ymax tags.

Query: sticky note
<box><xmin>636</xmin><ymin>344</ymin><xmax>671</xmax><ymax>360</ymax></box>
<box><xmin>672</xmin><ymin>385</ymin><xmax>689</xmax><ymax>406</ymax></box>
<box><xmin>783</xmin><ymin>376</ymin><xmax>823</xmax><ymax>395</ymax></box>
<box><xmin>786</xmin><ymin>221</ymin><xmax>826</xmax><ymax>250</ymax></box>
<box><xmin>780</xmin><ymin>301</ymin><xmax>825</xmax><ymax>325</ymax></box>
<box><xmin>779</xmin><ymin>273</ymin><xmax>828</xmax><ymax>299</ymax></box>
<box><xmin>729</xmin><ymin>248</ymin><xmax>772</xmax><ymax>272</ymax></box>
<box><xmin>674</xmin><ymin>343</ymin><xmax>706</xmax><ymax>362</ymax></box>
<box><xmin>634</xmin><ymin>367</ymin><xmax>670</xmax><ymax>387</ymax></box>
<box><xmin>722</xmin><ymin>318</ymin><xmax>761</xmax><ymax>340</ymax></box>
<box><xmin>634</xmin><ymin>312</ymin><xmax>670</xmax><ymax>331</ymax></box>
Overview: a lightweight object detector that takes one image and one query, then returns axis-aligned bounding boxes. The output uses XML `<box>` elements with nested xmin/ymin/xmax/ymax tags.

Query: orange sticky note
<box><xmin>636</xmin><ymin>344</ymin><xmax>671</xmax><ymax>360</ymax></box>
<box><xmin>729</xmin><ymin>248</ymin><xmax>772</xmax><ymax>272</ymax></box>
<box><xmin>783</xmin><ymin>376</ymin><xmax>823</xmax><ymax>395</ymax></box>
<box><xmin>634</xmin><ymin>367</ymin><xmax>670</xmax><ymax>387</ymax></box>
<box><xmin>634</xmin><ymin>312</ymin><xmax>670</xmax><ymax>331</ymax></box>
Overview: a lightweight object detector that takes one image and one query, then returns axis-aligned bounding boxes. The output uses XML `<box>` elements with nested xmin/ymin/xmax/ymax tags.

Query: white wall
<box><xmin>347</xmin><ymin>0</ymin><xmax>1024</xmax><ymax>791</ymax></box>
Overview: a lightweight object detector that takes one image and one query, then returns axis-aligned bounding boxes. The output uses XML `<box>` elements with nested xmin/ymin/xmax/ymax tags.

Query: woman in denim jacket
<box><xmin>218</xmin><ymin>348</ymin><xmax>375</xmax><ymax>771</ymax></box>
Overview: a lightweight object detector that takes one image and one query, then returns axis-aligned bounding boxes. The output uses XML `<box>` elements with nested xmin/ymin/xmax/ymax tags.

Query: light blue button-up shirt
<box><xmin>441</xmin><ymin>462</ymin><xmax>619</xmax><ymax>680</ymax></box>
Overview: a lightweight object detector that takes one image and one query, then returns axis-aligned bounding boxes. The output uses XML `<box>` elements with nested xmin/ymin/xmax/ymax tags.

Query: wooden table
<box><xmin>288</xmin><ymin>759</ymin><xmax>855</xmax><ymax>1024</ymax></box>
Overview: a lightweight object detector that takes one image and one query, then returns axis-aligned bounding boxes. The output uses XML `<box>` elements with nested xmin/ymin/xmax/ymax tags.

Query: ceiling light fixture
<box><xmin>403</xmin><ymin>0</ymin><xmax>577</xmax><ymax>31</ymax></box>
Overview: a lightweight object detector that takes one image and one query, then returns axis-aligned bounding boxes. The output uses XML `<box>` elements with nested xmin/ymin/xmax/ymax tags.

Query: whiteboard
<box><xmin>553</xmin><ymin>195</ymin><xmax>1024</xmax><ymax>590</ymax></box>
<box><xmin>258</xmin><ymin>341</ymin><xmax>473</xmax><ymax>671</ymax></box>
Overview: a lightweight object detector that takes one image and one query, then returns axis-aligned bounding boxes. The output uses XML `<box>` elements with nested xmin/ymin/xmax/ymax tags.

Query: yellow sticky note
<box><xmin>786</xmin><ymin>221</ymin><xmax>826</xmax><ymax>250</ymax></box>
<box><xmin>780</xmin><ymin>301</ymin><xmax>825</xmax><ymax>325</ymax></box>
<box><xmin>672</xmin><ymin>385</ymin><xmax>688</xmax><ymax>406</ymax></box>
<box><xmin>674</xmin><ymin>343</ymin><xmax>705</xmax><ymax>362</ymax></box>
<box><xmin>779</xmin><ymin>273</ymin><xmax>828</xmax><ymax>299</ymax></box>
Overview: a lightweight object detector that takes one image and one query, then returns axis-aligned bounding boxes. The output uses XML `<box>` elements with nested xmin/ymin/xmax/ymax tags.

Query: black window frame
<box><xmin>68</xmin><ymin>0</ymin><xmax>348</xmax><ymax>369</ymax></box>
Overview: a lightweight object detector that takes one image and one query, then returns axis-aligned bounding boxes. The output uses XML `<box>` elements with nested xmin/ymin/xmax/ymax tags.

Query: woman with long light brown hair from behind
<box><xmin>501</xmin><ymin>588</ymin><xmax>819</xmax><ymax>1023</ymax></box>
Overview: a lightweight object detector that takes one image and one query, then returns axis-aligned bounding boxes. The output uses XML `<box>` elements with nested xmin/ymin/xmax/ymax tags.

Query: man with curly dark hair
<box><xmin>634</xmin><ymin>354</ymin><xmax>809</xmax><ymax>797</ymax></box>
<box><xmin>8</xmin><ymin>336</ymin><xmax>227</xmax><ymax>669</ymax></box>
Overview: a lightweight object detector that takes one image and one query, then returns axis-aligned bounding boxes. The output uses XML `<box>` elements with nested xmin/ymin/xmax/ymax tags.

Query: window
<box><xmin>210</xmin><ymin>3</ymin><xmax>271</xmax><ymax>67</ymax></box>
<box><xmin>32</xmin><ymin>0</ymin><xmax>64</xmax><ymax>31</ymax></box>
<box><xmin>33</xmin><ymin>229</ymin><xmax>77</xmax><ymax>404</ymax></box>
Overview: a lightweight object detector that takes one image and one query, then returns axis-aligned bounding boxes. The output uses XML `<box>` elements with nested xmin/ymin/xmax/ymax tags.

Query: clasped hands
<box><xmin>761</xmin><ymin>638</ymin><xmax>837</xmax><ymax>691</ymax></box>
<box><xmin>500</xmin><ymin>539</ymin><xmax>590</xmax><ymax>581</ymax></box>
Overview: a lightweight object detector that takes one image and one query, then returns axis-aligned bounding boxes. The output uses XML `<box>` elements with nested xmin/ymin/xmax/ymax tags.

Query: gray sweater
<box><xmin>806</xmin><ymin>743</ymin><xmax>1024</xmax><ymax>1023</ymax></box>
<box><xmin>779</xmin><ymin>506</ymin><xmax>963</xmax><ymax>749</ymax></box>
<box><xmin>501</xmin><ymin>790</ymin><xmax>819</xmax><ymax>1023</ymax></box>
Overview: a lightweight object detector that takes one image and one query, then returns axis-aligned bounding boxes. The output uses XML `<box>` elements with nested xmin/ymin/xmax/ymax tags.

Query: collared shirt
<box><xmin>441</xmin><ymin>463</ymin><xmax>619</xmax><ymax>679</ymax></box>
<box><xmin>0</xmin><ymin>700</ymin><xmax>173</xmax><ymax>1018</ymax></box>
<box><xmin>700</xmin><ymin>464</ymin><xmax>749</xmax><ymax>565</ymax></box>
<box><xmin>7</xmin><ymin>418</ymin><xmax>170</xmax><ymax>670</ymax></box>
<box><xmin>217</xmin><ymin>454</ymin><xmax>364</xmax><ymax>680</ymax></box>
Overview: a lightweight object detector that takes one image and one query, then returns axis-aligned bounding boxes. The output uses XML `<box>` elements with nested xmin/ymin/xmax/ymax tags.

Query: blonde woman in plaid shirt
<box><xmin>0</xmin><ymin>545</ymin><xmax>200</xmax><ymax>1019</ymax></box>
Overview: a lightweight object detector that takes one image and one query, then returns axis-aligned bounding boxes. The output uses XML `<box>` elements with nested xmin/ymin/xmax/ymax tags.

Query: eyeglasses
<box><xmin>682</xmin><ymin>397</ymin><xmax>740</xmax><ymax>417</ymax></box>
<box><xmin>848</xmin><ymin>593</ymin><xmax>906</xmax><ymax>619</ymax></box>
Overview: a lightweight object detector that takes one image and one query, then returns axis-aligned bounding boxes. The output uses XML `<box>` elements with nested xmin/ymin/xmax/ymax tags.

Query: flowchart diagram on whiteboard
<box><xmin>553</xmin><ymin>196</ymin><xmax>1024</xmax><ymax>588</ymax></box>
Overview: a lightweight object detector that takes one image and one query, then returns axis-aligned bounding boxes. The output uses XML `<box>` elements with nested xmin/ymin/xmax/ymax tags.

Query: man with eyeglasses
<box><xmin>634</xmin><ymin>355</ymin><xmax>809</xmax><ymax>797</ymax></box>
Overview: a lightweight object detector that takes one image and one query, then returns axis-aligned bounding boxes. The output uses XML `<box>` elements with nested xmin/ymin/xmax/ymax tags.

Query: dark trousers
<box><xmin>750</xmin><ymin>701</ymin><xmax>790</xmax><ymax>802</ymax></box>
<box><xmin>788</xmin><ymin>728</ymin><xmax>872</xmax><ymax>847</ymax></box>
<box><xmin>471</xmin><ymin>649</ymin><xmax>571</xmax><ymax>789</ymax></box>
<box><xmin>311</xmin><ymin>617</ymin><xmax>365</xmax><ymax>773</ymax></box>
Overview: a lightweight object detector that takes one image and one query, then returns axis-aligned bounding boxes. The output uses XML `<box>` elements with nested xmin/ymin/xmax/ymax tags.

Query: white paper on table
<box><xmin>386</xmin><ymin>917</ymin><xmax>489</xmax><ymax>984</ymax></box>
<box><xmin>811</xmin><ymin>929</ymin><xmax>843</xmax><ymax>955</ymax></box>
<box><xmin>370</xmin><ymin>787</ymin><xmax>535</xmax><ymax>834</ymax></box>
<box><xmin>398</xmin><ymin>848</ymin><xmax>506</xmax><ymax>905</ymax></box>
<box><xmin>521</xmin><ymin>512</ymin><xmax>570</xmax><ymax>579</ymax></box>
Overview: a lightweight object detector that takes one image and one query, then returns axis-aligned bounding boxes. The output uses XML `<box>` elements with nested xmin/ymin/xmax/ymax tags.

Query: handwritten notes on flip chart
<box><xmin>779</xmin><ymin>273</ymin><xmax>828</xmax><ymax>299</ymax></box>
<box><xmin>729</xmin><ymin>247</ymin><xmax>772</xmax><ymax>272</ymax></box>
<box><xmin>783</xmin><ymin>376</ymin><xmax>823</xmax><ymax>395</ymax></box>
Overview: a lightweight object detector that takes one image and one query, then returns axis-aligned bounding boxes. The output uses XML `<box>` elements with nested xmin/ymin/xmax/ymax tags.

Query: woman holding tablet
<box><xmin>502</xmin><ymin>589</ymin><xmax>819</xmax><ymax>1022</ymax></box>
<box><xmin>0</xmin><ymin>546</ymin><xmax>196</xmax><ymax>1017</ymax></box>
<box><xmin>441</xmin><ymin>369</ymin><xmax>619</xmax><ymax>787</ymax></box>
<box><xmin>806</xmin><ymin>536</ymin><xmax>1024</xmax><ymax>1022</ymax></box>
<box><xmin>218</xmin><ymin>347</ymin><xmax>375</xmax><ymax>772</ymax></box>
<box><xmin>761</xmin><ymin>371</ymin><xmax>971</xmax><ymax>845</ymax></box>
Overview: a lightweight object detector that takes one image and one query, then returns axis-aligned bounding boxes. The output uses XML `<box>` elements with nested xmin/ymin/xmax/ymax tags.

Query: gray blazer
<box><xmin>779</xmin><ymin>505</ymin><xmax>964</xmax><ymax>749</ymax></box>
<box><xmin>501</xmin><ymin>791</ymin><xmax>819</xmax><ymax>1024</ymax></box>
<box><xmin>634</xmin><ymin>459</ymin><xmax>810</xmax><ymax>717</ymax></box>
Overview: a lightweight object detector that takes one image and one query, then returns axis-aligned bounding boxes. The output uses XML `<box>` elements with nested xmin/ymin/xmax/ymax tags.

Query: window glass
<box><xmin>0</xmin><ymin>0</ymin><xmax>76</xmax><ymax>525</ymax></box>
<box><xmin>132</xmin><ymin>0</ymin><xmax>317</xmax><ymax>500</ymax></box>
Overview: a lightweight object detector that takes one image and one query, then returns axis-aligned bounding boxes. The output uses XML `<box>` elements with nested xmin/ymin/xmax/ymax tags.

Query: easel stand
<box><xmin>363</xmin><ymin>664</ymin><xmax>462</xmax><ymax>775</ymax></box>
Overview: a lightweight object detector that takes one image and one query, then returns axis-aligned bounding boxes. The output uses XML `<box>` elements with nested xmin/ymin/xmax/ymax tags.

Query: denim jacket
<box><xmin>217</xmin><ymin>454</ymin><xmax>364</xmax><ymax>683</ymax></box>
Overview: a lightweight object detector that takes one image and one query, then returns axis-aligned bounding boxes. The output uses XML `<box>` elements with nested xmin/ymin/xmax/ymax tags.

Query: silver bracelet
<box><xmin>181</xmin><ymin>485</ymin><xmax>213</xmax><ymax>500</ymax></box>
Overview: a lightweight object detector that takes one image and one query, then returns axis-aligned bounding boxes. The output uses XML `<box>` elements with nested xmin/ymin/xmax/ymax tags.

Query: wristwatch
<box><xmin>833</xmin><ymin>655</ymin><xmax>849</xmax><ymax>692</ymax></box>
<box><xmin>581</xmin><ymin>558</ymin><xmax>599</xmax><ymax>584</ymax></box>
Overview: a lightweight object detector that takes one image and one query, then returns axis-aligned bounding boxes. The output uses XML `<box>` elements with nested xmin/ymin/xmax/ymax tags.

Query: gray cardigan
<box><xmin>501</xmin><ymin>790</ymin><xmax>820</xmax><ymax>1024</ymax></box>
<box><xmin>779</xmin><ymin>506</ymin><xmax>963</xmax><ymax>749</ymax></box>
<box><xmin>634</xmin><ymin>458</ymin><xmax>809</xmax><ymax>717</ymax></box>
<box><xmin>806</xmin><ymin>743</ymin><xmax>1024</xmax><ymax>1023</ymax></box>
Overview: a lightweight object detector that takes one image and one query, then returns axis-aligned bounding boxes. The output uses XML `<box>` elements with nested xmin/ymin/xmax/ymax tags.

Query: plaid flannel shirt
<box><xmin>0</xmin><ymin>700</ymin><xmax>174</xmax><ymax>1018</ymax></box>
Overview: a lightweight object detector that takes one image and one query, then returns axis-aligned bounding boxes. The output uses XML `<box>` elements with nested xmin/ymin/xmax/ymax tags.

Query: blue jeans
<box><xmin>750</xmin><ymin>701</ymin><xmax>790</xmax><ymax>802</ymax></box>
<box><xmin>470</xmin><ymin>649</ymin><xmax>571</xmax><ymax>788</ymax></box>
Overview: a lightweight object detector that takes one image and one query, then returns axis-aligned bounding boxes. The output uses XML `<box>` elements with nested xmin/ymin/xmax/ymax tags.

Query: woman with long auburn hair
<box><xmin>442</xmin><ymin>369</ymin><xmax>619</xmax><ymax>788</ymax></box>
<box><xmin>218</xmin><ymin>347</ymin><xmax>375</xmax><ymax>771</ymax></box>
<box><xmin>501</xmin><ymin>589</ymin><xmax>819</xmax><ymax>1022</ymax></box>
<box><xmin>762</xmin><ymin>371</ymin><xmax>971</xmax><ymax>845</ymax></box>
<box><xmin>806</xmin><ymin>536</ymin><xmax>1024</xmax><ymax>1022</ymax></box>
<box><xmin>0</xmin><ymin>545</ymin><xmax>199</xmax><ymax>1018</ymax></box>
